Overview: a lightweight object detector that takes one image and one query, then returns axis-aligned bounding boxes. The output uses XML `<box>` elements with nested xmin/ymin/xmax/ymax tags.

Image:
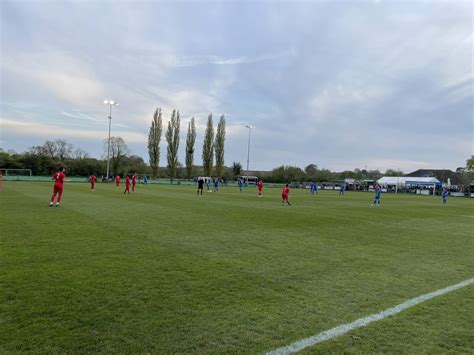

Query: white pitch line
<box><xmin>267</xmin><ymin>278</ymin><xmax>474</xmax><ymax>355</ymax></box>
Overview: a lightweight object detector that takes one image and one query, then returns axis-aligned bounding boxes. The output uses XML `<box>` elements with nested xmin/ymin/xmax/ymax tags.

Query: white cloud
<box><xmin>0</xmin><ymin>118</ymin><xmax>146</xmax><ymax>143</ymax></box>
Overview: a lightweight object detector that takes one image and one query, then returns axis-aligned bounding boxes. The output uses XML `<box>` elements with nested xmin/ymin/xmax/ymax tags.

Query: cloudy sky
<box><xmin>1</xmin><ymin>0</ymin><xmax>472</xmax><ymax>172</ymax></box>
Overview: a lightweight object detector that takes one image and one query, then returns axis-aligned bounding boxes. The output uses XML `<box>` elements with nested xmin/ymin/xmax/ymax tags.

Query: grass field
<box><xmin>1</xmin><ymin>181</ymin><xmax>473</xmax><ymax>353</ymax></box>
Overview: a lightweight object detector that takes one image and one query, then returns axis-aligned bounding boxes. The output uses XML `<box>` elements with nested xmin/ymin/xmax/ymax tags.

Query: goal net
<box><xmin>0</xmin><ymin>168</ymin><xmax>32</xmax><ymax>177</ymax></box>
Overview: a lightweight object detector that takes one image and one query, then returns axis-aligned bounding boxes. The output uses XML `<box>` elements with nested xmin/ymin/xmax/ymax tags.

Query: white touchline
<box><xmin>267</xmin><ymin>278</ymin><xmax>474</xmax><ymax>355</ymax></box>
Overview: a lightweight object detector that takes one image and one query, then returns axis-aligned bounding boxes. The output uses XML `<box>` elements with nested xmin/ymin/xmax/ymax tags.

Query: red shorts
<box><xmin>282</xmin><ymin>194</ymin><xmax>288</xmax><ymax>200</ymax></box>
<box><xmin>258</xmin><ymin>187</ymin><xmax>263</xmax><ymax>192</ymax></box>
<box><xmin>54</xmin><ymin>184</ymin><xmax>63</xmax><ymax>194</ymax></box>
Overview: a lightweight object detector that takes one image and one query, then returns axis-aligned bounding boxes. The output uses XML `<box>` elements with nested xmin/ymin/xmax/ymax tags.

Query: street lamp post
<box><xmin>245</xmin><ymin>125</ymin><xmax>255</xmax><ymax>183</ymax></box>
<box><xmin>104</xmin><ymin>100</ymin><xmax>119</xmax><ymax>181</ymax></box>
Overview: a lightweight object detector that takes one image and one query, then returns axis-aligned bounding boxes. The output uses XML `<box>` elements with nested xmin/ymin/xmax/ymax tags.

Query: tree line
<box><xmin>146</xmin><ymin>108</ymin><xmax>226</xmax><ymax>180</ymax></box>
<box><xmin>1</xmin><ymin>106</ymin><xmax>473</xmax><ymax>184</ymax></box>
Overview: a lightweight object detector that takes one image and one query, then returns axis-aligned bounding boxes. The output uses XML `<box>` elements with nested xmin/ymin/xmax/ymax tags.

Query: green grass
<box><xmin>1</xmin><ymin>182</ymin><xmax>473</xmax><ymax>353</ymax></box>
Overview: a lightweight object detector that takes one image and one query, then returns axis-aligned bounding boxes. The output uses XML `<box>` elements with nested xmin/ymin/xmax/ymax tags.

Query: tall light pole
<box><xmin>104</xmin><ymin>100</ymin><xmax>119</xmax><ymax>180</ymax></box>
<box><xmin>245</xmin><ymin>125</ymin><xmax>255</xmax><ymax>182</ymax></box>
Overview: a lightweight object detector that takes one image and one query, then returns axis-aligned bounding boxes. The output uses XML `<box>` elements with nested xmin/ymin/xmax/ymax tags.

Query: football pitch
<box><xmin>1</xmin><ymin>182</ymin><xmax>473</xmax><ymax>353</ymax></box>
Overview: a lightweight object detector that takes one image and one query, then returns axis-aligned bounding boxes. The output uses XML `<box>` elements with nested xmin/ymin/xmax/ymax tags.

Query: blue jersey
<box><xmin>375</xmin><ymin>187</ymin><xmax>381</xmax><ymax>198</ymax></box>
<box><xmin>442</xmin><ymin>190</ymin><xmax>447</xmax><ymax>198</ymax></box>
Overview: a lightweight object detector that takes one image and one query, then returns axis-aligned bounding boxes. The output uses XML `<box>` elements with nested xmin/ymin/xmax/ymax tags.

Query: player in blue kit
<box><xmin>339</xmin><ymin>183</ymin><xmax>345</xmax><ymax>195</ymax></box>
<box><xmin>238</xmin><ymin>178</ymin><xmax>243</xmax><ymax>192</ymax></box>
<box><xmin>442</xmin><ymin>187</ymin><xmax>448</xmax><ymax>204</ymax></box>
<box><xmin>372</xmin><ymin>183</ymin><xmax>381</xmax><ymax>207</ymax></box>
<box><xmin>213</xmin><ymin>178</ymin><xmax>219</xmax><ymax>192</ymax></box>
<box><xmin>310</xmin><ymin>181</ymin><xmax>318</xmax><ymax>194</ymax></box>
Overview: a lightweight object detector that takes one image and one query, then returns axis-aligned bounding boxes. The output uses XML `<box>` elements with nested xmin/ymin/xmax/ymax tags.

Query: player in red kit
<box><xmin>50</xmin><ymin>167</ymin><xmax>65</xmax><ymax>207</ymax></box>
<box><xmin>132</xmin><ymin>173</ymin><xmax>137</xmax><ymax>192</ymax></box>
<box><xmin>115</xmin><ymin>175</ymin><xmax>121</xmax><ymax>187</ymax></box>
<box><xmin>90</xmin><ymin>173</ymin><xmax>96</xmax><ymax>191</ymax></box>
<box><xmin>124</xmin><ymin>175</ymin><xmax>131</xmax><ymax>194</ymax></box>
<box><xmin>281</xmin><ymin>184</ymin><xmax>291</xmax><ymax>206</ymax></box>
<box><xmin>257</xmin><ymin>179</ymin><xmax>263</xmax><ymax>197</ymax></box>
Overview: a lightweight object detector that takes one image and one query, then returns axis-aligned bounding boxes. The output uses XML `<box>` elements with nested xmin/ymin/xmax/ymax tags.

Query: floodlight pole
<box><xmin>104</xmin><ymin>100</ymin><xmax>118</xmax><ymax>180</ymax></box>
<box><xmin>245</xmin><ymin>125</ymin><xmax>254</xmax><ymax>183</ymax></box>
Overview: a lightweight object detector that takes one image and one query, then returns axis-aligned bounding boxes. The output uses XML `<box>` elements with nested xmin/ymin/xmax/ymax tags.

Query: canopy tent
<box><xmin>377</xmin><ymin>176</ymin><xmax>440</xmax><ymax>186</ymax></box>
<box><xmin>378</xmin><ymin>176</ymin><xmax>440</xmax><ymax>195</ymax></box>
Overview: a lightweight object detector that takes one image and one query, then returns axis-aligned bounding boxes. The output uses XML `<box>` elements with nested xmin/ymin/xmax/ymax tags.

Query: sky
<box><xmin>1</xmin><ymin>0</ymin><xmax>472</xmax><ymax>173</ymax></box>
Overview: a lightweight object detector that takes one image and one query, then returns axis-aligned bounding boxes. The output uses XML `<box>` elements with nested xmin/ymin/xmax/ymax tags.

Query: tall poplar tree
<box><xmin>166</xmin><ymin>109</ymin><xmax>180</xmax><ymax>182</ymax></box>
<box><xmin>148</xmin><ymin>108</ymin><xmax>162</xmax><ymax>178</ymax></box>
<box><xmin>185</xmin><ymin>117</ymin><xmax>197</xmax><ymax>178</ymax></box>
<box><xmin>214</xmin><ymin>115</ymin><xmax>226</xmax><ymax>179</ymax></box>
<box><xmin>202</xmin><ymin>114</ymin><xmax>214</xmax><ymax>177</ymax></box>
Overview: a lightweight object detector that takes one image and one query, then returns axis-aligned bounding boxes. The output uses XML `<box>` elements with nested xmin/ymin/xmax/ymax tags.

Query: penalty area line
<box><xmin>267</xmin><ymin>278</ymin><xmax>474</xmax><ymax>355</ymax></box>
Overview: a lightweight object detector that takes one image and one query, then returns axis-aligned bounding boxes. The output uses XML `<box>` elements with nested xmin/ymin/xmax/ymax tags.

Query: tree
<box><xmin>214</xmin><ymin>115</ymin><xmax>226</xmax><ymax>179</ymax></box>
<box><xmin>202</xmin><ymin>114</ymin><xmax>214</xmax><ymax>176</ymax></box>
<box><xmin>467</xmin><ymin>156</ymin><xmax>474</xmax><ymax>172</ymax></box>
<box><xmin>122</xmin><ymin>155</ymin><xmax>148</xmax><ymax>174</ymax></box>
<box><xmin>104</xmin><ymin>136</ymin><xmax>129</xmax><ymax>176</ymax></box>
<box><xmin>314</xmin><ymin>169</ymin><xmax>334</xmax><ymax>182</ymax></box>
<box><xmin>166</xmin><ymin>109</ymin><xmax>180</xmax><ymax>181</ymax></box>
<box><xmin>73</xmin><ymin>148</ymin><xmax>90</xmax><ymax>159</ymax></box>
<box><xmin>55</xmin><ymin>139</ymin><xmax>73</xmax><ymax>160</ymax></box>
<box><xmin>42</xmin><ymin>140</ymin><xmax>57</xmax><ymax>159</ymax></box>
<box><xmin>305</xmin><ymin>164</ymin><xmax>318</xmax><ymax>178</ymax></box>
<box><xmin>148</xmin><ymin>108</ymin><xmax>163</xmax><ymax>179</ymax></box>
<box><xmin>232</xmin><ymin>161</ymin><xmax>242</xmax><ymax>177</ymax></box>
<box><xmin>185</xmin><ymin>117</ymin><xmax>197</xmax><ymax>178</ymax></box>
<box><xmin>41</xmin><ymin>139</ymin><xmax>73</xmax><ymax>161</ymax></box>
<box><xmin>270</xmin><ymin>165</ymin><xmax>307</xmax><ymax>183</ymax></box>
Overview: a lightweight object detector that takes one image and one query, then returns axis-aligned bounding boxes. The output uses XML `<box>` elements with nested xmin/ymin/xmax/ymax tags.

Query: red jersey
<box><xmin>257</xmin><ymin>180</ymin><xmax>263</xmax><ymax>189</ymax></box>
<box><xmin>90</xmin><ymin>175</ymin><xmax>96</xmax><ymax>183</ymax></box>
<box><xmin>52</xmin><ymin>171</ymin><xmax>65</xmax><ymax>185</ymax></box>
<box><xmin>115</xmin><ymin>175</ymin><xmax>121</xmax><ymax>182</ymax></box>
<box><xmin>132</xmin><ymin>175</ymin><xmax>137</xmax><ymax>185</ymax></box>
<box><xmin>125</xmin><ymin>176</ymin><xmax>131</xmax><ymax>186</ymax></box>
<box><xmin>282</xmin><ymin>186</ymin><xmax>290</xmax><ymax>196</ymax></box>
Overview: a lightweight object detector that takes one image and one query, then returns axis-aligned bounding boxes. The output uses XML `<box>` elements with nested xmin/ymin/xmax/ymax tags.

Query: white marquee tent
<box><xmin>377</xmin><ymin>176</ymin><xmax>440</xmax><ymax>186</ymax></box>
<box><xmin>377</xmin><ymin>176</ymin><xmax>441</xmax><ymax>195</ymax></box>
